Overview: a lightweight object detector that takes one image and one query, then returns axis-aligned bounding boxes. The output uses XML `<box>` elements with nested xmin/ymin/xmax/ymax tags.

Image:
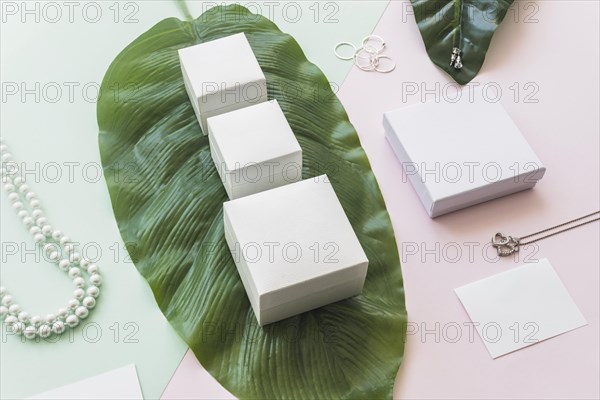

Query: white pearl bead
<box><xmin>68</xmin><ymin>267</ymin><xmax>81</xmax><ymax>279</ymax></box>
<box><xmin>22</xmin><ymin>217</ymin><xmax>35</xmax><ymax>226</ymax></box>
<box><xmin>38</xmin><ymin>324</ymin><xmax>52</xmax><ymax>338</ymax></box>
<box><xmin>12</xmin><ymin>321</ymin><xmax>25</xmax><ymax>333</ymax></box>
<box><xmin>32</xmin><ymin>209</ymin><xmax>44</xmax><ymax>219</ymax></box>
<box><xmin>57</xmin><ymin>308</ymin><xmax>69</xmax><ymax>319</ymax></box>
<box><xmin>18</xmin><ymin>210</ymin><xmax>29</xmax><ymax>219</ymax></box>
<box><xmin>30</xmin><ymin>315</ymin><xmax>42</xmax><ymax>326</ymax></box>
<box><xmin>0</xmin><ymin>306</ymin><xmax>8</xmax><ymax>318</ymax></box>
<box><xmin>12</xmin><ymin>322</ymin><xmax>24</xmax><ymax>334</ymax></box>
<box><xmin>45</xmin><ymin>314</ymin><xmax>56</xmax><ymax>324</ymax></box>
<box><xmin>2</xmin><ymin>153</ymin><xmax>13</xmax><ymax>161</ymax></box>
<box><xmin>70</xmin><ymin>252</ymin><xmax>81</xmax><ymax>263</ymax></box>
<box><xmin>41</xmin><ymin>225</ymin><xmax>53</xmax><ymax>236</ymax></box>
<box><xmin>86</xmin><ymin>286</ymin><xmax>100</xmax><ymax>298</ymax></box>
<box><xmin>52</xmin><ymin>230</ymin><xmax>63</xmax><ymax>240</ymax></box>
<box><xmin>36</xmin><ymin>217</ymin><xmax>48</xmax><ymax>227</ymax></box>
<box><xmin>87</xmin><ymin>264</ymin><xmax>99</xmax><ymax>274</ymax></box>
<box><xmin>34</xmin><ymin>233</ymin><xmax>46</xmax><ymax>243</ymax></box>
<box><xmin>8</xmin><ymin>304</ymin><xmax>20</xmax><ymax>315</ymax></box>
<box><xmin>18</xmin><ymin>311</ymin><xmax>30</xmax><ymax>322</ymax></box>
<box><xmin>5</xmin><ymin>315</ymin><xmax>17</xmax><ymax>326</ymax></box>
<box><xmin>2</xmin><ymin>295</ymin><xmax>13</xmax><ymax>306</ymax></box>
<box><xmin>29</xmin><ymin>226</ymin><xmax>41</xmax><ymax>235</ymax></box>
<box><xmin>58</xmin><ymin>259</ymin><xmax>70</xmax><ymax>271</ymax></box>
<box><xmin>49</xmin><ymin>251</ymin><xmax>60</xmax><ymax>261</ymax></box>
<box><xmin>30</xmin><ymin>199</ymin><xmax>41</xmax><ymax>208</ymax></box>
<box><xmin>65</xmin><ymin>314</ymin><xmax>79</xmax><ymax>327</ymax></box>
<box><xmin>8</xmin><ymin>192</ymin><xmax>19</xmax><ymax>202</ymax></box>
<box><xmin>0</xmin><ymin>144</ymin><xmax>6</xmax><ymax>152</ymax></box>
<box><xmin>19</xmin><ymin>184</ymin><xmax>29</xmax><ymax>193</ymax></box>
<box><xmin>52</xmin><ymin>320</ymin><xmax>65</xmax><ymax>334</ymax></box>
<box><xmin>60</xmin><ymin>236</ymin><xmax>71</xmax><ymax>246</ymax></box>
<box><xmin>73</xmin><ymin>288</ymin><xmax>85</xmax><ymax>300</ymax></box>
<box><xmin>73</xmin><ymin>277</ymin><xmax>85</xmax><ymax>288</ymax></box>
<box><xmin>67</xmin><ymin>299</ymin><xmax>79</xmax><ymax>310</ymax></box>
<box><xmin>0</xmin><ymin>287</ymin><xmax>5</xmax><ymax>296</ymax></box>
<box><xmin>64</xmin><ymin>244</ymin><xmax>75</xmax><ymax>254</ymax></box>
<box><xmin>80</xmin><ymin>259</ymin><xmax>90</xmax><ymax>269</ymax></box>
<box><xmin>12</xmin><ymin>201</ymin><xmax>24</xmax><ymax>210</ymax></box>
<box><xmin>3</xmin><ymin>183</ymin><xmax>15</xmax><ymax>192</ymax></box>
<box><xmin>23</xmin><ymin>325</ymin><xmax>37</xmax><ymax>339</ymax></box>
<box><xmin>90</xmin><ymin>274</ymin><xmax>102</xmax><ymax>286</ymax></box>
<box><xmin>75</xmin><ymin>306</ymin><xmax>89</xmax><ymax>319</ymax></box>
<box><xmin>12</xmin><ymin>176</ymin><xmax>23</xmax><ymax>186</ymax></box>
<box><xmin>25</xmin><ymin>191</ymin><xmax>36</xmax><ymax>201</ymax></box>
<box><xmin>82</xmin><ymin>296</ymin><xmax>96</xmax><ymax>309</ymax></box>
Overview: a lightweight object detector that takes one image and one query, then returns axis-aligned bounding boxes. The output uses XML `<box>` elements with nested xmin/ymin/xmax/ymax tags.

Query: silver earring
<box><xmin>361</xmin><ymin>35</ymin><xmax>386</xmax><ymax>54</ymax></box>
<box><xmin>334</xmin><ymin>36</ymin><xmax>396</xmax><ymax>74</ymax></box>
<box><xmin>450</xmin><ymin>47</ymin><xmax>463</xmax><ymax>70</ymax></box>
<box><xmin>334</xmin><ymin>42</ymin><xmax>357</xmax><ymax>61</ymax></box>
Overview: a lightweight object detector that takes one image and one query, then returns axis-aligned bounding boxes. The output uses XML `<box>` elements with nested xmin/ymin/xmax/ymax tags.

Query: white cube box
<box><xmin>178</xmin><ymin>33</ymin><xmax>268</xmax><ymax>134</ymax></box>
<box><xmin>384</xmin><ymin>98</ymin><xmax>546</xmax><ymax>218</ymax></box>
<box><xmin>208</xmin><ymin>100</ymin><xmax>302</xmax><ymax>199</ymax></box>
<box><xmin>223</xmin><ymin>175</ymin><xmax>369</xmax><ymax>326</ymax></box>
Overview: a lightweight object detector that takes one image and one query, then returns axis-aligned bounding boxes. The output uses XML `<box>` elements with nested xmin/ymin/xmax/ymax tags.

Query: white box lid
<box><xmin>208</xmin><ymin>100</ymin><xmax>302</xmax><ymax>181</ymax></box>
<box><xmin>178</xmin><ymin>33</ymin><xmax>267</xmax><ymax>113</ymax></box>
<box><xmin>384</xmin><ymin>97</ymin><xmax>545</xmax><ymax>217</ymax></box>
<box><xmin>223</xmin><ymin>175</ymin><xmax>368</xmax><ymax>309</ymax></box>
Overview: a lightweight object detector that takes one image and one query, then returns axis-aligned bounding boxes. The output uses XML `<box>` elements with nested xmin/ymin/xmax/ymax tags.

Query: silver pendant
<box><xmin>491</xmin><ymin>232</ymin><xmax>521</xmax><ymax>257</ymax></box>
<box><xmin>490</xmin><ymin>211</ymin><xmax>599</xmax><ymax>257</ymax></box>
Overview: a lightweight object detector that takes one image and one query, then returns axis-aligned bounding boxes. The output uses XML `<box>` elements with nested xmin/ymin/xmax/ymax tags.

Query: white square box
<box><xmin>223</xmin><ymin>175</ymin><xmax>369</xmax><ymax>326</ymax></box>
<box><xmin>208</xmin><ymin>100</ymin><xmax>302</xmax><ymax>200</ymax></box>
<box><xmin>384</xmin><ymin>98</ymin><xmax>546</xmax><ymax>218</ymax></box>
<box><xmin>178</xmin><ymin>33</ymin><xmax>268</xmax><ymax>134</ymax></box>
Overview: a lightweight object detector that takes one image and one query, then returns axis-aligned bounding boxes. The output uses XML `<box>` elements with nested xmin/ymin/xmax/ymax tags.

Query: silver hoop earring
<box><xmin>334</xmin><ymin>42</ymin><xmax>357</xmax><ymax>60</ymax></box>
<box><xmin>361</xmin><ymin>35</ymin><xmax>386</xmax><ymax>54</ymax></box>
<box><xmin>374</xmin><ymin>55</ymin><xmax>396</xmax><ymax>73</ymax></box>
<box><xmin>354</xmin><ymin>47</ymin><xmax>378</xmax><ymax>71</ymax></box>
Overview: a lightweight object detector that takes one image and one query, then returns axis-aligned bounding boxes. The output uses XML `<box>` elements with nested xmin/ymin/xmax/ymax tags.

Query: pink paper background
<box><xmin>162</xmin><ymin>1</ymin><xmax>600</xmax><ymax>398</ymax></box>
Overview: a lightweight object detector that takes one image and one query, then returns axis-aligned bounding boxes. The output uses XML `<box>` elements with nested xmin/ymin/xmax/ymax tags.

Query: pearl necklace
<box><xmin>0</xmin><ymin>139</ymin><xmax>101</xmax><ymax>339</ymax></box>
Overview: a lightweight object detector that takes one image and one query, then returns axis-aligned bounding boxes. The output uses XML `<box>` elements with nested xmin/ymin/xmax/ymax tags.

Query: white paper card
<box><xmin>455</xmin><ymin>259</ymin><xmax>587</xmax><ymax>358</ymax></box>
<box><xmin>28</xmin><ymin>364</ymin><xmax>143</xmax><ymax>400</ymax></box>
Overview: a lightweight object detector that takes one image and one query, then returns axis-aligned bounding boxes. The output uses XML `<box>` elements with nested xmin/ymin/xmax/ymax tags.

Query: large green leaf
<box><xmin>98</xmin><ymin>5</ymin><xmax>406</xmax><ymax>399</ymax></box>
<box><xmin>410</xmin><ymin>0</ymin><xmax>515</xmax><ymax>84</ymax></box>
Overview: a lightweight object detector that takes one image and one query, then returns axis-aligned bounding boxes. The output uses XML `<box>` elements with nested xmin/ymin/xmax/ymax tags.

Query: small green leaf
<box><xmin>98</xmin><ymin>5</ymin><xmax>406</xmax><ymax>399</ymax></box>
<box><xmin>411</xmin><ymin>0</ymin><xmax>515</xmax><ymax>84</ymax></box>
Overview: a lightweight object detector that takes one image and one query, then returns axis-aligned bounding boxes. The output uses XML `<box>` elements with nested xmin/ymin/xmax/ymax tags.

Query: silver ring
<box><xmin>374</xmin><ymin>55</ymin><xmax>396</xmax><ymax>73</ymax></box>
<box><xmin>354</xmin><ymin>47</ymin><xmax>378</xmax><ymax>71</ymax></box>
<box><xmin>334</xmin><ymin>42</ymin><xmax>357</xmax><ymax>60</ymax></box>
<box><xmin>362</xmin><ymin>35</ymin><xmax>385</xmax><ymax>54</ymax></box>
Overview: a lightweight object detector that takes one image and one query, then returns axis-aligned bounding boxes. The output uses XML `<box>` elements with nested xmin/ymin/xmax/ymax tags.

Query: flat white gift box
<box><xmin>208</xmin><ymin>100</ymin><xmax>302</xmax><ymax>199</ymax></box>
<box><xmin>178</xmin><ymin>33</ymin><xmax>268</xmax><ymax>134</ymax></box>
<box><xmin>384</xmin><ymin>99</ymin><xmax>546</xmax><ymax>218</ymax></box>
<box><xmin>223</xmin><ymin>175</ymin><xmax>369</xmax><ymax>325</ymax></box>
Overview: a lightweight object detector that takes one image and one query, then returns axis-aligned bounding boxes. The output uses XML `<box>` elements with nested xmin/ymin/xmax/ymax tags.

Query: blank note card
<box><xmin>455</xmin><ymin>258</ymin><xmax>587</xmax><ymax>358</ymax></box>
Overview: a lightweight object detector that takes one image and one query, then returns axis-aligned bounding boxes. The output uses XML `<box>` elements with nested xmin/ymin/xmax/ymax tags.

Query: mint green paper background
<box><xmin>0</xmin><ymin>2</ymin><xmax>389</xmax><ymax>398</ymax></box>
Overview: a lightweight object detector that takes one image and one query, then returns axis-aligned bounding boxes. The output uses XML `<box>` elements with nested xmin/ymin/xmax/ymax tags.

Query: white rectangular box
<box><xmin>384</xmin><ymin>98</ymin><xmax>546</xmax><ymax>218</ymax></box>
<box><xmin>223</xmin><ymin>175</ymin><xmax>369</xmax><ymax>326</ymax></box>
<box><xmin>178</xmin><ymin>33</ymin><xmax>268</xmax><ymax>134</ymax></box>
<box><xmin>208</xmin><ymin>100</ymin><xmax>302</xmax><ymax>200</ymax></box>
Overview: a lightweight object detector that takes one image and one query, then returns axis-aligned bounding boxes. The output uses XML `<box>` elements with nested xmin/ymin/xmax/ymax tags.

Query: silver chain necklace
<box><xmin>492</xmin><ymin>211</ymin><xmax>600</xmax><ymax>256</ymax></box>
